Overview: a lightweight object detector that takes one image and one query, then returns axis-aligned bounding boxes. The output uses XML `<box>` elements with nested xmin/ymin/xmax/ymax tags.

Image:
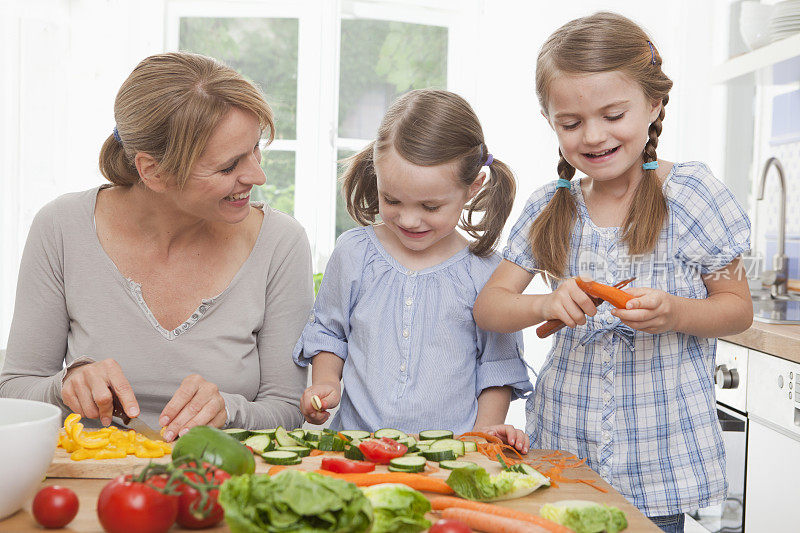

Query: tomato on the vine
<box><xmin>358</xmin><ymin>437</ymin><xmax>408</xmax><ymax>464</ymax></box>
<box><xmin>32</xmin><ymin>485</ymin><xmax>79</xmax><ymax>529</ymax></box>
<box><xmin>175</xmin><ymin>461</ymin><xmax>231</xmax><ymax>529</ymax></box>
<box><xmin>96</xmin><ymin>475</ymin><xmax>178</xmax><ymax>533</ymax></box>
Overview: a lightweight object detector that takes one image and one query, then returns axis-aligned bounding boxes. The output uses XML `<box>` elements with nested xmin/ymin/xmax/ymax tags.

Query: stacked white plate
<box><xmin>768</xmin><ymin>0</ymin><xmax>800</xmax><ymax>42</ymax></box>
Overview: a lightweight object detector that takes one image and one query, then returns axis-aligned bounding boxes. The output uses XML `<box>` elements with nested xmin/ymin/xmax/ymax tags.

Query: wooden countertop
<box><xmin>0</xmin><ymin>449</ymin><xmax>660</xmax><ymax>532</ymax></box>
<box><xmin>722</xmin><ymin>320</ymin><xmax>800</xmax><ymax>364</ymax></box>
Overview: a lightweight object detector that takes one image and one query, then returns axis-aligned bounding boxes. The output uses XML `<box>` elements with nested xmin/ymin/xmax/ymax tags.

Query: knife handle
<box><xmin>111</xmin><ymin>394</ymin><xmax>131</xmax><ymax>425</ymax></box>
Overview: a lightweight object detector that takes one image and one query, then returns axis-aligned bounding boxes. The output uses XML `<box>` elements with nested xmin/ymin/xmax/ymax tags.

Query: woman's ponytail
<box><xmin>98</xmin><ymin>134</ymin><xmax>139</xmax><ymax>186</ymax></box>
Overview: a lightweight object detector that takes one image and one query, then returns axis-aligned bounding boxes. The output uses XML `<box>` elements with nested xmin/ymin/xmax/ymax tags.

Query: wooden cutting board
<box><xmin>46</xmin><ymin>448</ymin><xmax>173</xmax><ymax>479</ymax></box>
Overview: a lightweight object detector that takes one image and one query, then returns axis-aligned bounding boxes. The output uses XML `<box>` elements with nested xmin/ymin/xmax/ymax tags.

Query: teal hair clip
<box><xmin>642</xmin><ymin>161</ymin><xmax>658</xmax><ymax>170</ymax></box>
<box><xmin>556</xmin><ymin>178</ymin><xmax>571</xmax><ymax>189</ymax></box>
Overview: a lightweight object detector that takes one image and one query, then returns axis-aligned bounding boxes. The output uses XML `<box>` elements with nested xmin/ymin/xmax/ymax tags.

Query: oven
<box><xmin>690</xmin><ymin>340</ymin><xmax>748</xmax><ymax>532</ymax></box>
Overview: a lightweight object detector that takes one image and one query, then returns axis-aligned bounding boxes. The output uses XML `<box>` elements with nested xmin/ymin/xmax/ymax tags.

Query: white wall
<box><xmin>1</xmin><ymin>0</ymin><xmax>732</xmax><ymax>428</ymax></box>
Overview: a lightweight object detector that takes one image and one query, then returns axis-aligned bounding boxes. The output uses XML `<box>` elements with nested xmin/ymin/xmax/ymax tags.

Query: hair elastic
<box><xmin>556</xmin><ymin>178</ymin><xmax>571</xmax><ymax>189</ymax></box>
<box><xmin>112</xmin><ymin>127</ymin><xmax>122</xmax><ymax>143</ymax></box>
<box><xmin>643</xmin><ymin>161</ymin><xmax>659</xmax><ymax>170</ymax></box>
<box><xmin>484</xmin><ymin>154</ymin><xmax>493</xmax><ymax>167</ymax></box>
<box><xmin>647</xmin><ymin>41</ymin><xmax>657</xmax><ymax>66</ymax></box>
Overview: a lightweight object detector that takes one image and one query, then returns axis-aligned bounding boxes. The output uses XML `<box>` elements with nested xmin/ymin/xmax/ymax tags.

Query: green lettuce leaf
<box><xmin>361</xmin><ymin>483</ymin><xmax>431</xmax><ymax>533</ymax></box>
<box><xmin>445</xmin><ymin>464</ymin><xmax>549</xmax><ymax>502</ymax></box>
<box><xmin>540</xmin><ymin>500</ymin><xmax>628</xmax><ymax>533</ymax></box>
<box><xmin>219</xmin><ymin>470</ymin><xmax>373</xmax><ymax>533</ymax></box>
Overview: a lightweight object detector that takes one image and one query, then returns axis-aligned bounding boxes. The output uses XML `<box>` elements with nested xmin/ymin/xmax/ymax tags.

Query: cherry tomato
<box><xmin>175</xmin><ymin>461</ymin><xmax>231</xmax><ymax>529</ymax></box>
<box><xmin>97</xmin><ymin>475</ymin><xmax>178</xmax><ymax>533</ymax></box>
<box><xmin>32</xmin><ymin>485</ymin><xmax>79</xmax><ymax>529</ymax></box>
<box><xmin>429</xmin><ymin>518</ymin><xmax>473</xmax><ymax>533</ymax></box>
<box><xmin>358</xmin><ymin>437</ymin><xmax>408</xmax><ymax>464</ymax></box>
<box><xmin>320</xmin><ymin>457</ymin><xmax>377</xmax><ymax>474</ymax></box>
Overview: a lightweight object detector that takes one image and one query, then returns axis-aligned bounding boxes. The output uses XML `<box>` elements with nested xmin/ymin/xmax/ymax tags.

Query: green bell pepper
<box><xmin>172</xmin><ymin>425</ymin><xmax>255</xmax><ymax>475</ymax></box>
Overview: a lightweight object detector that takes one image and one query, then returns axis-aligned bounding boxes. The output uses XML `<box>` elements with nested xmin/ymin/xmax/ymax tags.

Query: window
<box><xmin>167</xmin><ymin>0</ymin><xmax>475</xmax><ymax>270</ymax></box>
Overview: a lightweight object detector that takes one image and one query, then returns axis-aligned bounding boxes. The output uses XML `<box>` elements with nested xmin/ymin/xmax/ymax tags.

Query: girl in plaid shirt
<box><xmin>473</xmin><ymin>12</ymin><xmax>752</xmax><ymax>533</ymax></box>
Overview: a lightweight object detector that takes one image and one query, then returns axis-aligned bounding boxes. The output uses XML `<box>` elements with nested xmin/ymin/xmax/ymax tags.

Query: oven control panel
<box><xmin>716</xmin><ymin>340</ymin><xmax>748</xmax><ymax>413</ymax></box>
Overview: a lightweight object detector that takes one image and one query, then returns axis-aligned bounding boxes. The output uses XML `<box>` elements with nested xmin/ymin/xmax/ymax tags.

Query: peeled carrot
<box><xmin>441</xmin><ymin>508</ymin><xmax>550</xmax><ymax>533</ymax></box>
<box><xmin>574</xmin><ymin>278</ymin><xmax>633</xmax><ymax>309</ymax></box>
<box><xmin>312</xmin><ymin>470</ymin><xmax>453</xmax><ymax>493</ymax></box>
<box><xmin>457</xmin><ymin>431</ymin><xmax>503</xmax><ymax>444</ymax></box>
<box><xmin>431</xmin><ymin>497</ymin><xmax>573</xmax><ymax>533</ymax></box>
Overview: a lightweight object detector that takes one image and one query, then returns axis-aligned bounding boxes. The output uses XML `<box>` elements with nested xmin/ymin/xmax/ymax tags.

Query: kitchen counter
<box><xmin>0</xmin><ymin>448</ymin><xmax>661</xmax><ymax>532</ymax></box>
<box><xmin>722</xmin><ymin>321</ymin><xmax>800</xmax><ymax>364</ymax></box>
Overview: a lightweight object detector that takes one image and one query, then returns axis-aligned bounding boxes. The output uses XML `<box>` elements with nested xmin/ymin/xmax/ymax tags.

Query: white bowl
<box><xmin>740</xmin><ymin>1</ymin><xmax>774</xmax><ymax>50</ymax></box>
<box><xmin>0</xmin><ymin>399</ymin><xmax>61</xmax><ymax>520</ymax></box>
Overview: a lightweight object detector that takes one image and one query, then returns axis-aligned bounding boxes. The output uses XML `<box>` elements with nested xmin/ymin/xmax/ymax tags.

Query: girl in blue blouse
<box><xmin>292</xmin><ymin>89</ymin><xmax>532</xmax><ymax>451</ymax></box>
<box><xmin>473</xmin><ymin>12</ymin><xmax>752</xmax><ymax>533</ymax></box>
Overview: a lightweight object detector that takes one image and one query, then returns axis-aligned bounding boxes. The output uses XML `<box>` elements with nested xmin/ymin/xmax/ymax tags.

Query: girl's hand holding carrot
<box><xmin>541</xmin><ymin>278</ymin><xmax>597</xmax><ymax>328</ymax></box>
<box><xmin>611</xmin><ymin>286</ymin><xmax>679</xmax><ymax>334</ymax></box>
<box><xmin>479</xmin><ymin>424</ymin><xmax>530</xmax><ymax>454</ymax></box>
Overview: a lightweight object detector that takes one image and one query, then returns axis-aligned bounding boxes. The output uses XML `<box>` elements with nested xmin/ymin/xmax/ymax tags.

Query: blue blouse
<box><xmin>503</xmin><ymin>162</ymin><xmax>751</xmax><ymax>516</ymax></box>
<box><xmin>293</xmin><ymin>225</ymin><xmax>533</xmax><ymax>433</ymax></box>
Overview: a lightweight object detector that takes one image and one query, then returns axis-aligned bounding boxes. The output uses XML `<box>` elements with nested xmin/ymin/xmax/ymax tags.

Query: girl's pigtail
<box><xmin>98</xmin><ymin>133</ymin><xmax>139</xmax><ymax>186</ymax></box>
<box><xmin>462</xmin><ymin>155</ymin><xmax>516</xmax><ymax>257</ymax></box>
<box><xmin>528</xmin><ymin>149</ymin><xmax>578</xmax><ymax>277</ymax></box>
<box><xmin>341</xmin><ymin>142</ymin><xmax>380</xmax><ymax>226</ymax></box>
<box><xmin>623</xmin><ymin>95</ymin><xmax>669</xmax><ymax>254</ymax></box>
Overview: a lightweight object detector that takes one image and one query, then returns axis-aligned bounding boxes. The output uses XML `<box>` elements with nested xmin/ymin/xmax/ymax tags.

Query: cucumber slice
<box><xmin>276</xmin><ymin>445</ymin><xmax>311</xmax><ymax>457</ymax></box>
<box><xmin>428</xmin><ymin>438</ymin><xmax>465</xmax><ymax>457</ymax></box>
<box><xmin>463</xmin><ymin>441</ymin><xmax>478</xmax><ymax>453</ymax></box>
<box><xmin>243</xmin><ymin>434</ymin><xmax>273</xmax><ymax>453</ymax></box>
<box><xmin>317</xmin><ymin>434</ymin><xmax>346</xmax><ymax>451</ymax></box>
<box><xmin>275</xmin><ymin>426</ymin><xmax>303</xmax><ymax>447</ymax></box>
<box><xmin>289</xmin><ymin>429</ymin><xmax>306</xmax><ymax>441</ymax></box>
<box><xmin>421</xmin><ymin>449</ymin><xmax>456</xmax><ymax>462</ymax></box>
<box><xmin>373</xmin><ymin>428</ymin><xmax>407</xmax><ymax>440</ymax></box>
<box><xmin>439</xmin><ymin>460</ymin><xmax>477</xmax><ymax>470</ymax></box>
<box><xmin>398</xmin><ymin>436</ymin><xmax>417</xmax><ymax>452</ymax></box>
<box><xmin>388</xmin><ymin>456</ymin><xmax>427</xmax><ymax>473</ymax></box>
<box><xmin>344</xmin><ymin>443</ymin><xmax>365</xmax><ymax>461</ymax></box>
<box><xmin>250</xmin><ymin>429</ymin><xmax>276</xmax><ymax>437</ymax></box>
<box><xmin>338</xmin><ymin>430</ymin><xmax>371</xmax><ymax>441</ymax></box>
<box><xmin>418</xmin><ymin>429</ymin><xmax>454</xmax><ymax>441</ymax></box>
<box><xmin>260</xmin><ymin>450</ymin><xmax>301</xmax><ymax>465</ymax></box>
<box><xmin>223</xmin><ymin>428</ymin><xmax>251</xmax><ymax>441</ymax></box>
<box><xmin>304</xmin><ymin>429</ymin><xmax>323</xmax><ymax>441</ymax></box>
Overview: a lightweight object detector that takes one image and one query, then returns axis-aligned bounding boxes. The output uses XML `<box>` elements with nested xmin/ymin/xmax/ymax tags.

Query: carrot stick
<box><xmin>441</xmin><ymin>508</ymin><xmax>550</xmax><ymax>533</ymax></box>
<box><xmin>457</xmin><ymin>431</ymin><xmax>503</xmax><ymax>444</ymax></box>
<box><xmin>267</xmin><ymin>465</ymin><xmax>287</xmax><ymax>475</ymax></box>
<box><xmin>309</xmin><ymin>449</ymin><xmax>325</xmax><ymax>456</ymax></box>
<box><xmin>431</xmin><ymin>497</ymin><xmax>573</xmax><ymax>533</ymax></box>
<box><xmin>574</xmin><ymin>277</ymin><xmax>633</xmax><ymax>309</ymax></box>
<box><xmin>312</xmin><ymin>470</ymin><xmax>454</xmax><ymax>493</ymax></box>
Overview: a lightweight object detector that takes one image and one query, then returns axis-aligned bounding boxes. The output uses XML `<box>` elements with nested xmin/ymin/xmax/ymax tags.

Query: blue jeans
<box><xmin>649</xmin><ymin>513</ymin><xmax>685</xmax><ymax>533</ymax></box>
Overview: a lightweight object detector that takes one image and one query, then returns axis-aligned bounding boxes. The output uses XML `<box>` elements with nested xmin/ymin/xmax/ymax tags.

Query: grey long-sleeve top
<box><xmin>0</xmin><ymin>187</ymin><xmax>313</xmax><ymax>430</ymax></box>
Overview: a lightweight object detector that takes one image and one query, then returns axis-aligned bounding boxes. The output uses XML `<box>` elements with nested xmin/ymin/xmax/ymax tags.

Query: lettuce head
<box><xmin>540</xmin><ymin>500</ymin><xmax>628</xmax><ymax>533</ymax></box>
<box><xmin>445</xmin><ymin>464</ymin><xmax>550</xmax><ymax>502</ymax></box>
<box><xmin>361</xmin><ymin>483</ymin><xmax>431</xmax><ymax>533</ymax></box>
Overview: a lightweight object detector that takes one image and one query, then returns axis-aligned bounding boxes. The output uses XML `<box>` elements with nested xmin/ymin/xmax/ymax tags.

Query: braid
<box><xmin>557</xmin><ymin>148</ymin><xmax>576</xmax><ymax>180</ymax></box>
<box><xmin>643</xmin><ymin>94</ymin><xmax>668</xmax><ymax>164</ymax></box>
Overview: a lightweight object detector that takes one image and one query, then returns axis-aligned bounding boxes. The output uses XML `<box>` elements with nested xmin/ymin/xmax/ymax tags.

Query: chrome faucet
<box><xmin>756</xmin><ymin>157</ymin><xmax>788</xmax><ymax>297</ymax></box>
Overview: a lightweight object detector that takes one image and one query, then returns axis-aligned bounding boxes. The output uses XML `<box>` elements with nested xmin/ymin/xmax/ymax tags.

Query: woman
<box><xmin>0</xmin><ymin>52</ymin><xmax>313</xmax><ymax>441</ymax></box>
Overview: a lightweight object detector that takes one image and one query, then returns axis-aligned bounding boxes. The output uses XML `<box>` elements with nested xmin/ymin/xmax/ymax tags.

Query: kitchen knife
<box><xmin>111</xmin><ymin>394</ymin><xmax>163</xmax><ymax>441</ymax></box>
<box><xmin>535</xmin><ymin>277</ymin><xmax>636</xmax><ymax>339</ymax></box>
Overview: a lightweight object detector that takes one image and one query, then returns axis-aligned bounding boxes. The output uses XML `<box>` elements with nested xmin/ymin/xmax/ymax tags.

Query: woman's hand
<box><xmin>541</xmin><ymin>277</ymin><xmax>598</xmax><ymax>327</ymax></box>
<box><xmin>159</xmin><ymin>374</ymin><xmax>226</xmax><ymax>442</ymax></box>
<box><xmin>478</xmin><ymin>424</ymin><xmax>530</xmax><ymax>454</ymax></box>
<box><xmin>62</xmin><ymin>359</ymin><xmax>139</xmax><ymax>427</ymax></box>
<box><xmin>300</xmin><ymin>382</ymin><xmax>341</xmax><ymax>425</ymax></box>
<box><xmin>611</xmin><ymin>287</ymin><xmax>678</xmax><ymax>334</ymax></box>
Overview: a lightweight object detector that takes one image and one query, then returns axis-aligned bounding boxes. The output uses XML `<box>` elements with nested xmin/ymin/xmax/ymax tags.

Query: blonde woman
<box><xmin>0</xmin><ymin>52</ymin><xmax>313</xmax><ymax>440</ymax></box>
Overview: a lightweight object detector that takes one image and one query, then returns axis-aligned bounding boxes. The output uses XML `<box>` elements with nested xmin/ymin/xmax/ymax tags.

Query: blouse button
<box><xmin>605</xmin><ymin>315</ymin><xmax>615</xmax><ymax>324</ymax></box>
<box><xmin>405</xmin><ymin>297</ymin><xmax>413</xmax><ymax>306</ymax></box>
<box><xmin>402</xmin><ymin>328</ymin><xmax>410</xmax><ymax>338</ymax></box>
<box><xmin>400</xmin><ymin>363</ymin><xmax>406</xmax><ymax>372</ymax></box>
<box><xmin>603</xmin><ymin>392</ymin><xmax>611</xmax><ymax>403</ymax></box>
<box><xmin>308</xmin><ymin>312</ymin><xmax>315</xmax><ymax>324</ymax></box>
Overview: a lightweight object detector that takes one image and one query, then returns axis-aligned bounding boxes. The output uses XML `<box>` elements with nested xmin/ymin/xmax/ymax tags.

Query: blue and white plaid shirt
<box><xmin>503</xmin><ymin>162</ymin><xmax>750</xmax><ymax>516</ymax></box>
<box><xmin>294</xmin><ymin>225</ymin><xmax>533</xmax><ymax>434</ymax></box>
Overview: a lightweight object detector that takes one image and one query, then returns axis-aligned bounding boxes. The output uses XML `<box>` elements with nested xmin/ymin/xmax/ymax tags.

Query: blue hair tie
<box><xmin>556</xmin><ymin>178</ymin><xmax>571</xmax><ymax>189</ymax></box>
<box><xmin>484</xmin><ymin>154</ymin><xmax>493</xmax><ymax>167</ymax></box>
<box><xmin>112</xmin><ymin>127</ymin><xmax>122</xmax><ymax>143</ymax></box>
<box><xmin>642</xmin><ymin>161</ymin><xmax>658</xmax><ymax>170</ymax></box>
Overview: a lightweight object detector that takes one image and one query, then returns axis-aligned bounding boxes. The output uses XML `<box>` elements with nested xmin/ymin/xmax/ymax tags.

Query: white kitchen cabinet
<box><xmin>745</xmin><ymin>348</ymin><xmax>800</xmax><ymax>530</ymax></box>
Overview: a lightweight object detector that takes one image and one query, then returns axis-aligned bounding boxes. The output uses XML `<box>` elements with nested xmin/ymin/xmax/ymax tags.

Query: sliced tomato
<box><xmin>320</xmin><ymin>457</ymin><xmax>377</xmax><ymax>473</ymax></box>
<box><xmin>358</xmin><ymin>437</ymin><xmax>408</xmax><ymax>464</ymax></box>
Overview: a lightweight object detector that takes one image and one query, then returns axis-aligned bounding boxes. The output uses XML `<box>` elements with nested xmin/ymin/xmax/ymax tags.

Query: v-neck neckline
<box><xmin>89</xmin><ymin>185</ymin><xmax>269</xmax><ymax>341</ymax></box>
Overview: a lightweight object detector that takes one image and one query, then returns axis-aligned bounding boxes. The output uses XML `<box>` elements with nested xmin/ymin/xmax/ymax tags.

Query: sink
<box><xmin>752</xmin><ymin>297</ymin><xmax>800</xmax><ymax>324</ymax></box>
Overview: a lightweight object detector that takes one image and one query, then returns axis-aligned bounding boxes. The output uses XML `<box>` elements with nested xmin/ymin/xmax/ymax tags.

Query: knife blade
<box><xmin>111</xmin><ymin>394</ymin><xmax>163</xmax><ymax>441</ymax></box>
